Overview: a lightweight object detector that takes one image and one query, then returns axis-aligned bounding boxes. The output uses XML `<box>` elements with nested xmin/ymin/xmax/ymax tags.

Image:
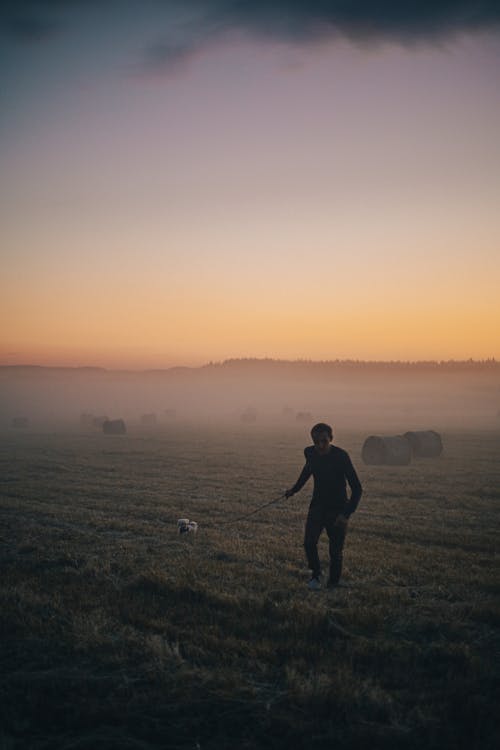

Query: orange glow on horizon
<box><xmin>2</xmin><ymin>36</ymin><xmax>499</xmax><ymax>370</ymax></box>
<box><xmin>2</xmin><ymin>291</ymin><xmax>498</xmax><ymax>369</ymax></box>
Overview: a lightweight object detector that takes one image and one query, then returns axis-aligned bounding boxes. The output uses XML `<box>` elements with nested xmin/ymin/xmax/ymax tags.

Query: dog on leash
<box><xmin>177</xmin><ymin>518</ymin><xmax>198</xmax><ymax>534</ymax></box>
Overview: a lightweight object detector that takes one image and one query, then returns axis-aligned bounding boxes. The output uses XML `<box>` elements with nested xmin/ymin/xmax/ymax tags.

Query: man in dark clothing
<box><xmin>285</xmin><ymin>423</ymin><xmax>362</xmax><ymax>590</ymax></box>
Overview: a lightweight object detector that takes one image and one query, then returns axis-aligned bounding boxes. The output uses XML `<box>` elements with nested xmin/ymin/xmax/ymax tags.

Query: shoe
<box><xmin>307</xmin><ymin>576</ymin><xmax>321</xmax><ymax>591</ymax></box>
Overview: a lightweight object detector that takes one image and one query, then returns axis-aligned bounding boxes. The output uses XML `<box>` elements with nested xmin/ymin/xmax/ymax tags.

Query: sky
<box><xmin>1</xmin><ymin>1</ymin><xmax>500</xmax><ymax>368</ymax></box>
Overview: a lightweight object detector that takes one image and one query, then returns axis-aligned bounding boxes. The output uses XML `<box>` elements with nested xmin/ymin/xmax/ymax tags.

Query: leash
<box><xmin>217</xmin><ymin>492</ymin><xmax>287</xmax><ymax>526</ymax></box>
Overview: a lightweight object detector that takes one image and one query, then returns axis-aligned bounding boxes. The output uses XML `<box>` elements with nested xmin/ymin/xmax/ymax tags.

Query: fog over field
<box><xmin>1</xmin><ymin>361</ymin><xmax>499</xmax><ymax>748</ymax></box>
<box><xmin>1</xmin><ymin>360</ymin><xmax>499</xmax><ymax>434</ymax></box>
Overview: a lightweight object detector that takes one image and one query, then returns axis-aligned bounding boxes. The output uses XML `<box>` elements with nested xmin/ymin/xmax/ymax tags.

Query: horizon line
<box><xmin>0</xmin><ymin>356</ymin><xmax>498</xmax><ymax>374</ymax></box>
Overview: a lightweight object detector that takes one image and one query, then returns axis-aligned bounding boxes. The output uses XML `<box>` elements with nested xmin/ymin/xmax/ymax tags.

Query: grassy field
<box><xmin>0</xmin><ymin>426</ymin><xmax>499</xmax><ymax>749</ymax></box>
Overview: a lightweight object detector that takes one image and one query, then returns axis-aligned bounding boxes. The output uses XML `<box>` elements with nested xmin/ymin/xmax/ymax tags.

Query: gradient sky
<box><xmin>1</xmin><ymin>1</ymin><xmax>499</xmax><ymax>368</ymax></box>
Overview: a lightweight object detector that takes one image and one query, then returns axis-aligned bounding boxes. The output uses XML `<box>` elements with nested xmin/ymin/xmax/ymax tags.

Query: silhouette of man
<box><xmin>286</xmin><ymin>422</ymin><xmax>362</xmax><ymax>590</ymax></box>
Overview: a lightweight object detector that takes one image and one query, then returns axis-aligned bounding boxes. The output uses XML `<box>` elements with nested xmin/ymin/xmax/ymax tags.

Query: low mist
<box><xmin>1</xmin><ymin>360</ymin><xmax>499</xmax><ymax>435</ymax></box>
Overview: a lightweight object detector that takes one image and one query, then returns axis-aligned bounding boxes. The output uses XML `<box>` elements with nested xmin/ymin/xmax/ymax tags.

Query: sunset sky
<box><xmin>1</xmin><ymin>1</ymin><xmax>499</xmax><ymax>368</ymax></box>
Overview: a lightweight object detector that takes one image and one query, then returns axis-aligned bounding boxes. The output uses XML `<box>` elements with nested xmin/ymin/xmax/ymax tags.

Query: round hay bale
<box><xmin>362</xmin><ymin>435</ymin><xmax>411</xmax><ymax>465</ymax></box>
<box><xmin>404</xmin><ymin>430</ymin><xmax>443</xmax><ymax>457</ymax></box>
<box><xmin>103</xmin><ymin>419</ymin><xmax>127</xmax><ymax>435</ymax></box>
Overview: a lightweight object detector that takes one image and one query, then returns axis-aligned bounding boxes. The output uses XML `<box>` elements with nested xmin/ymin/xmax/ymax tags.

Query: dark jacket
<box><xmin>291</xmin><ymin>445</ymin><xmax>362</xmax><ymax>516</ymax></box>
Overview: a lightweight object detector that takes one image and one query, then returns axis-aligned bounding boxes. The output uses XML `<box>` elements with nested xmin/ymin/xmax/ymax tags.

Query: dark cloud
<box><xmin>142</xmin><ymin>40</ymin><xmax>199</xmax><ymax>74</ymax></box>
<box><xmin>2</xmin><ymin>1</ymin><xmax>499</xmax><ymax>56</ymax></box>
<box><xmin>0</xmin><ymin>0</ymin><xmax>100</xmax><ymax>44</ymax></box>
<box><xmin>139</xmin><ymin>1</ymin><xmax>500</xmax><ymax>72</ymax></box>
<box><xmin>3</xmin><ymin>15</ymin><xmax>58</xmax><ymax>43</ymax></box>
<box><xmin>191</xmin><ymin>1</ymin><xmax>500</xmax><ymax>42</ymax></box>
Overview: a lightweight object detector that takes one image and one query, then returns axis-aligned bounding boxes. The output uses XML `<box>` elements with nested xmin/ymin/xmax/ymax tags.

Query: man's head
<box><xmin>311</xmin><ymin>422</ymin><xmax>333</xmax><ymax>455</ymax></box>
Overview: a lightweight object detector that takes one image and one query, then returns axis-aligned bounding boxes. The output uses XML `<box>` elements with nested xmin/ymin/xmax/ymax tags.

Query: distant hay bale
<box><xmin>362</xmin><ymin>435</ymin><xmax>411</xmax><ymax>465</ymax></box>
<box><xmin>240</xmin><ymin>407</ymin><xmax>257</xmax><ymax>423</ymax></box>
<box><xmin>102</xmin><ymin>419</ymin><xmax>127</xmax><ymax>435</ymax></box>
<box><xmin>141</xmin><ymin>413</ymin><xmax>157</xmax><ymax>426</ymax></box>
<box><xmin>11</xmin><ymin>417</ymin><xmax>29</xmax><ymax>429</ymax></box>
<box><xmin>404</xmin><ymin>430</ymin><xmax>443</xmax><ymax>458</ymax></box>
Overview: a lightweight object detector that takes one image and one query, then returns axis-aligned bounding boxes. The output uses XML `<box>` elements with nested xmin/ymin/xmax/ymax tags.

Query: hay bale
<box><xmin>11</xmin><ymin>417</ymin><xmax>29</xmax><ymax>429</ymax></box>
<box><xmin>404</xmin><ymin>430</ymin><xmax>443</xmax><ymax>457</ymax></box>
<box><xmin>362</xmin><ymin>435</ymin><xmax>411</xmax><ymax>465</ymax></box>
<box><xmin>103</xmin><ymin>419</ymin><xmax>127</xmax><ymax>435</ymax></box>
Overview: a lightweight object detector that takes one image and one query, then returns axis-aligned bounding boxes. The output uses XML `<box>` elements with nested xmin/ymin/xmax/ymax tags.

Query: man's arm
<box><xmin>285</xmin><ymin>461</ymin><xmax>312</xmax><ymax>498</ymax></box>
<box><xmin>343</xmin><ymin>453</ymin><xmax>363</xmax><ymax>516</ymax></box>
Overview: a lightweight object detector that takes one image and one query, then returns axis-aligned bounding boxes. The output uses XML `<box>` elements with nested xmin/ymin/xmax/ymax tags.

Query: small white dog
<box><xmin>177</xmin><ymin>518</ymin><xmax>198</xmax><ymax>535</ymax></box>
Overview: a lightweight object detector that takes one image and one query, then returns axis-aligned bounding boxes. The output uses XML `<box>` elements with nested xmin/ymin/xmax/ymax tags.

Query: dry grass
<box><xmin>0</xmin><ymin>426</ymin><xmax>499</xmax><ymax>749</ymax></box>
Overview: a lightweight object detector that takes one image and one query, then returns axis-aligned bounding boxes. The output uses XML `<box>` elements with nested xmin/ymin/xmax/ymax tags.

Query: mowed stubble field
<box><xmin>0</xmin><ymin>425</ymin><xmax>499</xmax><ymax>750</ymax></box>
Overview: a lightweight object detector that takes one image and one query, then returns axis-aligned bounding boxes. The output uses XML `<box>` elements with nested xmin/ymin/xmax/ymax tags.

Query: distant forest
<box><xmin>0</xmin><ymin>358</ymin><xmax>499</xmax><ymax>375</ymax></box>
<box><xmin>202</xmin><ymin>358</ymin><xmax>500</xmax><ymax>373</ymax></box>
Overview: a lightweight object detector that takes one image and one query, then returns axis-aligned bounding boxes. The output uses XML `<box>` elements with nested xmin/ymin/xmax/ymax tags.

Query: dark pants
<box><xmin>304</xmin><ymin>508</ymin><xmax>348</xmax><ymax>583</ymax></box>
